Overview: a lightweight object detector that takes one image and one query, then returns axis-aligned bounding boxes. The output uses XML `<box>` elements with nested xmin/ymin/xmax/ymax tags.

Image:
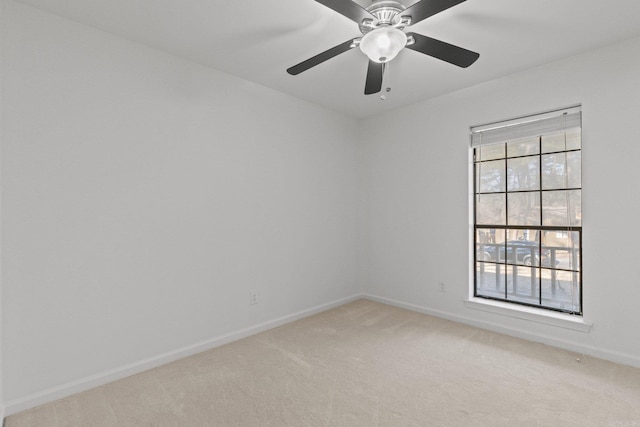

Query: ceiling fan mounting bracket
<box><xmin>359</xmin><ymin>0</ymin><xmax>407</xmax><ymax>34</ymax></box>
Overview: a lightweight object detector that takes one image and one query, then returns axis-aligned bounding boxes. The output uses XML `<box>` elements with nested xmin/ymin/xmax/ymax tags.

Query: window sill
<box><xmin>464</xmin><ymin>298</ymin><xmax>592</xmax><ymax>332</ymax></box>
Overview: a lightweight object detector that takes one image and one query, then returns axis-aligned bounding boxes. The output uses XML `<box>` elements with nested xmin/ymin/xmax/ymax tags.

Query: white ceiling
<box><xmin>14</xmin><ymin>0</ymin><xmax>640</xmax><ymax>118</ymax></box>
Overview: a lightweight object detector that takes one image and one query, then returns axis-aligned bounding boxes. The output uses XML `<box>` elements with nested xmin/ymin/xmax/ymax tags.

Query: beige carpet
<box><xmin>6</xmin><ymin>299</ymin><xmax>640</xmax><ymax>426</ymax></box>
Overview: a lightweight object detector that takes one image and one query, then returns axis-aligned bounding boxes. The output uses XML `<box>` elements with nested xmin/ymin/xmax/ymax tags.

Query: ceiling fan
<box><xmin>287</xmin><ymin>0</ymin><xmax>480</xmax><ymax>96</ymax></box>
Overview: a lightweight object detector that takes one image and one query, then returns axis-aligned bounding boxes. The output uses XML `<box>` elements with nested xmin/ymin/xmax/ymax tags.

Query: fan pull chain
<box><xmin>380</xmin><ymin>63</ymin><xmax>391</xmax><ymax>100</ymax></box>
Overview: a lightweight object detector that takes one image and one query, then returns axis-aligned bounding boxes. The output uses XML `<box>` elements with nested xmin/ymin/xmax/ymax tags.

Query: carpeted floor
<box><xmin>6</xmin><ymin>299</ymin><xmax>640</xmax><ymax>426</ymax></box>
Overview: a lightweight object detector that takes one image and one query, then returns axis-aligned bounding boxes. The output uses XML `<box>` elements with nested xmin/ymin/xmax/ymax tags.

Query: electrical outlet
<box><xmin>439</xmin><ymin>282</ymin><xmax>446</xmax><ymax>293</ymax></box>
<box><xmin>249</xmin><ymin>291</ymin><xmax>259</xmax><ymax>305</ymax></box>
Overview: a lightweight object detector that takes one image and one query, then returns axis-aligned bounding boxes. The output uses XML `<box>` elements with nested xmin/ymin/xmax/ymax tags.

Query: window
<box><xmin>471</xmin><ymin>107</ymin><xmax>582</xmax><ymax>315</ymax></box>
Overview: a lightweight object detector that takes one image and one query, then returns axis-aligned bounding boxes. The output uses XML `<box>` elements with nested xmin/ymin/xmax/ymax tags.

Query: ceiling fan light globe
<box><xmin>359</xmin><ymin>27</ymin><xmax>407</xmax><ymax>63</ymax></box>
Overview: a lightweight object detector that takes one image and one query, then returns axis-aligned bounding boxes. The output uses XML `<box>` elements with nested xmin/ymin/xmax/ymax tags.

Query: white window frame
<box><xmin>466</xmin><ymin>106</ymin><xmax>591</xmax><ymax>331</ymax></box>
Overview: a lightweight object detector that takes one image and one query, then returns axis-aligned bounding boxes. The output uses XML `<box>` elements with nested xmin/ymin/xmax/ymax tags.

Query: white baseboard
<box><xmin>4</xmin><ymin>293</ymin><xmax>364</xmax><ymax>417</ymax></box>
<box><xmin>363</xmin><ymin>293</ymin><xmax>640</xmax><ymax>370</ymax></box>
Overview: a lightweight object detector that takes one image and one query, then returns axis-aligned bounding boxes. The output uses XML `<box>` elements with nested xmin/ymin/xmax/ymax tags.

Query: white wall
<box><xmin>1</xmin><ymin>0</ymin><xmax>360</xmax><ymax>410</ymax></box>
<box><xmin>359</xmin><ymin>35</ymin><xmax>640</xmax><ymax>367</ymax></box>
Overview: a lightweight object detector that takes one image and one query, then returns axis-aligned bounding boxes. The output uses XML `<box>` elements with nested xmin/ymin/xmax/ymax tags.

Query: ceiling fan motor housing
<box><xmin>359</xmin><ymin>0</ymin><xmax>406</xmax><ymax>33</ymax></box>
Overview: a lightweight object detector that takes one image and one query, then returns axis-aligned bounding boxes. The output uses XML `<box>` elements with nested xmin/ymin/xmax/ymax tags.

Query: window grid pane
<box><xmin>507</xmin><ymin>156</ymin><xmax>540</xmax><ymax>191</ymax></box>
<box><xmin>474</xmin><ymin>127</ymin><xmax>582</xmax><ymax>315</ymax></box>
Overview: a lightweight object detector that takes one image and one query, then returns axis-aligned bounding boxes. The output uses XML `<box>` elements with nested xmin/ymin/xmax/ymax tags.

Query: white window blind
<box><xmin>471</xmin><ymin>106</ymin><xmax>581</xmax><ymax>147</ymax></box>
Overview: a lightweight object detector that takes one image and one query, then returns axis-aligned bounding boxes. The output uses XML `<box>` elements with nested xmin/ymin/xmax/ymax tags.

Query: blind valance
<box><xmin>471</xmin><ymin>107</ymin><xmax>581</xmax><ymax>147</ymax></box>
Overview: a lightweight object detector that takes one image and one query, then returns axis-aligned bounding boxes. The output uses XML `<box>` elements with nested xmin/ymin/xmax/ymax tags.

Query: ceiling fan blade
<box><xmin>401</xmin><ymin>0</ymin><xmax>467</xmax><ymax>26</ymax></box>
<box><xmin>315</xmin><ymin>0</ymin><xmax>376</xmax><ymax>24</ymax></box>
<box><xmin>364</xmin><ymin>61</ymin><xmax>383</xmax><ymax>95</ymax></box>
<box><xmin>405</xmin><ymin>32</ymin><xmax>479</xmax><ymax>68</ymax></box>
<box><xmin>287</xmin><ymin>39</ymin><xmax>356</xmax><ymax>75</ymax></box>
